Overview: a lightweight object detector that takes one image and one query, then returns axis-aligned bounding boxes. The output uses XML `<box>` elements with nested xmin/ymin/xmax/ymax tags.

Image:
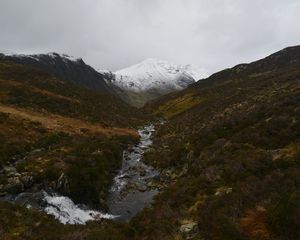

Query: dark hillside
<box><xmin>0</xmin><ymin>53</ymin><xmax>114</xmax><ymax>93</ymax></box>
<box><xmin>137</xmin><ymin>45</ymin><xmax>300</xmax><ymax>240</ymax></box>
<box><xmin>0</xmin><ymin>60</ymin><xmax>144</xmax><ymax>210</ymax></box>
<box><xmin>0</xmin><ymin>60</ymin><xmax>144</xmax><ymax>127</ymax></box>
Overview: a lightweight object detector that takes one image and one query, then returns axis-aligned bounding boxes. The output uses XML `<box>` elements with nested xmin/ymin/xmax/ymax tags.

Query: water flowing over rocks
<box><xmin>43</xmin><ymin>193</ymin><xmax>116</xmax><ymax>224</ymax></box>
<box><xmin>106</xmin><ymin>124</ymin><xmax>160</xmax><ymax>221</ymax></box>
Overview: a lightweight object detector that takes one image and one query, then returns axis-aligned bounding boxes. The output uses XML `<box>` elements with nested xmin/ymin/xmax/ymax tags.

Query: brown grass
<box><xmin>272</xmin><ymin>143</ymin><xmax>300</xmax><ymax>161</ymax></box>
<box><xmin>238</xmin><ymin>207</ymin><xmax>271</xmax><ymax>240</ymax></box>
<box><xmin>0</xmin><ymin>104</ymin><xmax>138</xmax><ymax>137</ymax></box>
<box><xmin>0</xmin><ymin>79</ymin><xmax>80</xmax><ymax>104</ymax></box>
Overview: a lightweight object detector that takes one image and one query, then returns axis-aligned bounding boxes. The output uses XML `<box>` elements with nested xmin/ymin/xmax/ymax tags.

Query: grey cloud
<box><xmin>0</xmin><ymin>0</ymin><xmax>299</xmax><ymax>74</ymax></box>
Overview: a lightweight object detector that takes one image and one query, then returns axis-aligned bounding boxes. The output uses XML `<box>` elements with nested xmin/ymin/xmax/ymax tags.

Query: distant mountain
<box><xmin>106</xmin><ymin>58</ymin><xmax>208</xmax><ymax>107</ymax></box>
<box><xmin>0</xmin><ymin>53</ymin><xmax>207</xmax><ymax>107</ymax></box>
<box><xmin>0</xmin><ymin>52</ymin><xmax>113</xmax><ymax>93</ymax></box>
<box><xmin>114</xmin><ymin>58</ymin><xmax>207</xmax><ymax>91</ymax></box>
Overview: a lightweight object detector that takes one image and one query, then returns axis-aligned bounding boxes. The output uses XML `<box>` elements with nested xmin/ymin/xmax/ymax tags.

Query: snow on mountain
<box><xmin>0</xmin><ymin>52</ymin><xmax>82</xmax><ymax>63</ymax></box>
<box><xmin>113</xmin><ymin>58</ymin><xmax>208</xmax><ymax>92</ymax></box>
<box><xmin>0</xmin><ymin>50</ymin><xmax>18</xmax><ymax>56</ymax></box>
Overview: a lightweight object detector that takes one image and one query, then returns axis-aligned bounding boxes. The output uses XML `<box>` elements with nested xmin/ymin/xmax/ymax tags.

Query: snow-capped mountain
<box><xmin>98</xmin><ymin>58</ymin><xmax>209</xmax><ymax>107</ymax></box>
<box><xmin>112</xmin><ymin>58</ymin><xmax>208</xmax><ymax>92</ymax></box>
<box><xmin>0</xmin><ymin>51</ymin><xmax>208</xmax><ymax>107</ymax></box>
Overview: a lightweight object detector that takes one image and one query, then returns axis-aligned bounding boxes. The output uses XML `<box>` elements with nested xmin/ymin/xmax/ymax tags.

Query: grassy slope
<box><xmin>0</xmin><ymin>60</ymin><xmax>144</xmax><ymax>127</ymax></box>
<box><xmin>135</xmin><ymin>46</ymin><xmax>300</xmax><ymax>240</ymax></box>
<box><xmin>118</xmin><ymin>87</ymin><xmax>176</xmax><ymax>108</ymax></box>
<box><xmin>0</xmin><ymin>60</ymin><xmax>144</xmax><ymax>210</ymax></box>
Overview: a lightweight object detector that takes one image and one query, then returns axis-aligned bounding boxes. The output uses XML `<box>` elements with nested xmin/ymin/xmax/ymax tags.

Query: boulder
<box><xmin>179</xmin><ymin>221</ymin><xmax>199</xmax><ymax>239</ymax></box>
<box><xmin>20</xmin><ymin>174</ymin><xmax>34</xmax><ymax>188</ymax></box>
<box><xmin>3</xmin><ymin>165</ymin><xmax>19</xmax><ymax>177</ymax></box>
<box><xmin>5</xmin><ymin>177</ymin><xmax>24</xmax><ymax>194</ymax></box>
<box><xmin>136</xmin><ymin>184</ymin><xmax>147</xmax><ymax>192</ymax></box>
<box><xmin>214</xmin><ymin>187</ymin><xmax>232</xmax><ymax>196</ymax></box>
<box><xmin>146</xmin><ymin>181</ymin><xmax>156</xmax><ymax>188</ymax></box>
<box><xmin>0</xmin><ymin>184</ymin><xmax>7</xmax><ymax>196</ymax></box>
<box><xmin>56</xmin><ymin>173</ymin><xmax>70</xmax><ymax>193</ymax></box>
<box><xmin>139</xmin><ymin>169</ymin><xmax>146</xmax><ymax>177</ymax></box>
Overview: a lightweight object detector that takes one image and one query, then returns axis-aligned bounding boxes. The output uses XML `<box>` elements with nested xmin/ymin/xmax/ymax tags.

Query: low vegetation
<box><xmin>136</xmin><ymin>46</ymin><xmax>300</xmax><ymax>239</ymax></box>
<box><xmin>0</xmin><ymin>60</ymin><xmax>145</xmax><ymax>127</ymax></box>
<box><xmin>1</xmin><ymin>46</ymin><xmax>300</xmax><ymax>239</ymax></box>
<box><xmin>154</xmin><ymin>93</ymin><xmax>204</xmax><ymax>118</ymax></box>
<box><xmin>0</xmin><ymin>201</ymin><xmax>135</xmax><ymax>240</ymax></box>
<box><xmin>0</xmin><ymin>60</ymin><xmax>141</xmax><ymax>211</ymax></box>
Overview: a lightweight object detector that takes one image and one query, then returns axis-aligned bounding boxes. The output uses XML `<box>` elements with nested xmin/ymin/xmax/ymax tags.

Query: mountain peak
<box><xmin>142</xmin><ymin>58</ymin><xmax>164</xmax><ymax>62</ymax></box>
<box><xmin>114</xmin><ymin>58</ymin><xmax>208</xmax><ymax>92</ymax></box>
<box><xmin>140</xmin><ymin>58</ymin><xmax>169</xmax><ymax>65</ymax></box>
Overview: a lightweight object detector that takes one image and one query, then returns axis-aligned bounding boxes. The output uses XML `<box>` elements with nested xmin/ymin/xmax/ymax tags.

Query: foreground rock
<box><xmin>179</xmin><ymin>222</ymin><xmax>199</xmax><ymax>239</ymax></box>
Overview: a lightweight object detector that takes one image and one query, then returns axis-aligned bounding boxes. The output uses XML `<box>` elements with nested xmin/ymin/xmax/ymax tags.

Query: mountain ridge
<box><xmin>0</xmin><ymin>53</ymin><xmax>205</xmax><ymax>108</ymax></box>
<box><xmin>0</xmin><ymin>52</ymin><xmax>114</xmax><ymax>93</ymax></box>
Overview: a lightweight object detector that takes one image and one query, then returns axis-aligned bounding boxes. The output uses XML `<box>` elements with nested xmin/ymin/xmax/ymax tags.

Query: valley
<box><xmin>0</xmin><ymin>46</ymin><xmax>300</xmax><ymax>240</ymax></box>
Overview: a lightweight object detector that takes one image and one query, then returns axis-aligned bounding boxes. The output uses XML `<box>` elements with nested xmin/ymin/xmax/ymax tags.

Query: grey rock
<box><xmin>136</xmin><ymin>184</ymin><xmax>147</xmax><ymax>192</ymax></box>
<box><xmin>0</xmin><ymin>184</ymin><xmax>7</xmax><ymax>196</ymax></box>
<box><xmin>214</xmin><ymin>187</ymin><xmax>232</xmax><ymax>196</ymax></box>
<box><xmin>5</xmin><ymin>177</ymin><xmax>24</xmax><ymax>194</ymax></box>
<box><xmin>3</xmin><ymin>165</ymin><xmax>19</xmax><ymax>177</ymax></box>
<box><xmin>56</xmin><ymin>173</ymin><xmax>69</xmax><ymax>192</ymax></box>
<box><xmin>179</xmin><ymin>222</ymin><xmax>199</xmax><ymax>239</ymax></box>
<box><xmin>140</xmin><ymin>169</ymin><xmax>146</xmax><ymax>177</ymax></box>
<box><xmin>0</xmin><ymin>191</ymin><xmax>7</xmax><ymax>196</ymax></box>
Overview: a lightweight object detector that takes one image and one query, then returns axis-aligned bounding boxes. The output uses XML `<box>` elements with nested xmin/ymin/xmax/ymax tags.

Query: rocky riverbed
<box><xmin>106</xmin><ymin>124</ymin><xmax>160</xmax><ymax>221</ymax></box>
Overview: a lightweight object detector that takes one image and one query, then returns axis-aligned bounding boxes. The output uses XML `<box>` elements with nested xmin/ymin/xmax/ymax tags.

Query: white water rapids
<box><xmin>43</xmin><ymin>193</ymin><xmax>116</xmax><ymax>225</ymax></box>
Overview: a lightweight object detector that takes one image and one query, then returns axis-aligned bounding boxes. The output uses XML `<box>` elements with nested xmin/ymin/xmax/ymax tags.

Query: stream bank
<box><xmin>0</xmin><ymin>124</ymin><xmax>161</xmax><ymax>224</ymax></box>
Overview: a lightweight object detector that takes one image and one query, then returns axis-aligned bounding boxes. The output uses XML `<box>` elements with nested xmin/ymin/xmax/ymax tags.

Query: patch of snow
<box><xmin>114</xmin><ymin>58</ymin><xmax>208</xmax><ymax>92</ymax></box>
<box><xmin>56</xmin><ymin>53</ymin><xmax>82</xmax><ymax>62</ymax></box>
<box><xmin>0</xmin><ymin>50</ymin><xmax>17</xmax><ymax>56</ymax></box>
<box><xmin>179</xmin><ymin>64</ymin><xmax>209</xmax><ymax>81</ymax></box>
<box><xmin>1</xmin><ymin>51</ymin><xmax>81</xmax><ymax>63</ymax></box>
<box><xmin>97</xmin><ymin>69</ymin><xmax>112</xmax><ymax>75</ymax></box>
<box><xmin>43</xmin><ymin>192</ymin><xmax>116</xmax><ymax>225</ymax></box>
<box><xmin>97</xmin><ymin>69</ymin><xmax>115</xmax><ymax>83</ymax></box>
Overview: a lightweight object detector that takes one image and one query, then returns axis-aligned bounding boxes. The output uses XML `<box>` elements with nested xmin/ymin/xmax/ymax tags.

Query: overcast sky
<box><xmin>0</xmin><ymin>0</ymin><xmax>299</xmax><ymax>73</ymax></box>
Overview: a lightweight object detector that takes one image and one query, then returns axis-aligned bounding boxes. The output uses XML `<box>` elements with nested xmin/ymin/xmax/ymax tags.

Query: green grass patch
<box><xmin>154</xmin><ymin>93</ymin><xmax>205</xmax><ymax>118</ymax></box>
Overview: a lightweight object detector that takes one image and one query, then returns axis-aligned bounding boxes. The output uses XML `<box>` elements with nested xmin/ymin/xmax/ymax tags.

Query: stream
<box><xmin>106</xmin><ymin>124</ymin><xmax>159</xmax><ymax>221</ymax></box>
<box><xmin>0</xmin><ymin>124</ymin><xmax>160</xmax><ymax>224</ymax></box>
